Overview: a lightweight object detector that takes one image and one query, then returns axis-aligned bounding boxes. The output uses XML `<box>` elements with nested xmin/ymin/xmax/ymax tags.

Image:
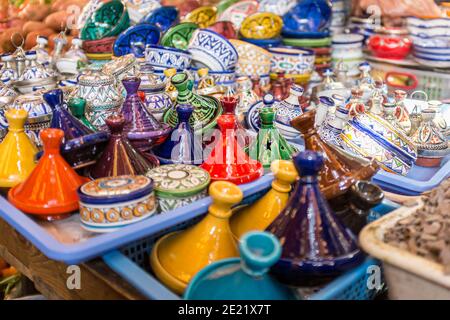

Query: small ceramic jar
<box><xmin>78</xmin><ymin>175</ymin><xmax>157</xmax><ymax>233</ymax></box>
<box><xmin>146</xmin><ymin>164</ymin><xmax>210</xmax><ymax>213</ymax></box>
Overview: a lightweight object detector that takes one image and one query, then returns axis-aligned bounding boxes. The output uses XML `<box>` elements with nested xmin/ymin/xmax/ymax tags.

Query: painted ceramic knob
<box><xmin>150</xmin><ymin>181</ymin><xmax>243</xmax><ymax>294</ymax></box>
<box><xmin>90</xmin><ymin>115</ymin><xmax>158</xmax><ymax>179</ymax></box>
<box><xmin>8</xmin><ymin>128</ymin><xmax>89</xmax><ymax>220</ymax></box>
<box><xmin>78</xmin><ymin>175</ymin><xmax>157</xmax><ymax>233</ymax></box>
<box><xmin>200</xmin><ymin>114</ymin><xmax>264</xmax><ymax>185</ymax></box>
<box><xmin>146</xmin><ymin>164</ymin><xmax>210</xmax><ymax>212</ymax></box>
<box><xmin>0</xmin><ymin>109</ymin><xmax>38</xmax><ymax>188</ymax></box>
<box><xmin>68</xmin><ymin>97</ymin><xmax>97</xmax><ymax>131</ymax></box>
<box><xmin>184</xmin><ymin>231</ymin><xmax>297</xmax><ymax>300</ymax></box>
<box><xmin>267</xmin><ymin>151</ymin><xmax>364</xmax><ymax>286</ymax></box>
<box><xmin>230</xmin><ymin>160</ymin><xmax>298</xmax><ymax>238</ymax></box>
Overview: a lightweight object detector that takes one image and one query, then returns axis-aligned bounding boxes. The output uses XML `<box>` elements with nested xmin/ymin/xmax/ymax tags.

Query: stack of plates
<box><xmin>330</xmin><ymin>0</ymin><xmax>348</xmax><ymax>35</ymax></box>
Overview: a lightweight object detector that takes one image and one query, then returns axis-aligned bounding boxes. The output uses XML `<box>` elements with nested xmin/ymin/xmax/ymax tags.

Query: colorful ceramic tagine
<box><xmin>163</xmin><ymin>68</ymin><xmax>178</xmax><ymax>101</ymax></box>
<box><xmin>274</xmin><ymin>84</ymin><xmax>304</xmax><ymax>140</ymax></box>
<box><xmin>200</xmin><ymin>113</ymin><xmax>264</xmax><ymax>185</ymax></box>
<box><xmin>68</xmin><ymin>97</ymin><xmax>97</xmax><ymax>131</ymax></box>
<box><xmin>245</xmin><ymin>107</ymin><xmax>297</xmax><ymax>170</ymax></box>
<box><xmin>153</xmin><ymin>104</ymin><xmax>203</xmax><ymax>165</ymax></box>
<box><xmin>184</xmin><ymin>231</ymin><xmax>297</xmax><ymax>300</ymax></box>
<box><xmin>230</xmin><ymin>160</ymin><xmax>297</xmax><ymax>239</ymax></box>
<box><xmin>146</xmin><ymin>164</ymin><xmax>210</xmax><ymax>212</ymax></box>
<box><xmin>44</xmin><ymin>89</ymin><xmax>109</xmax><ymax>169</ymax></box>
<box><xmin>291</xmin><ymin>110</ymin><xmax>379</xmax><ymax>200</ymax></box>
<box><xmin>150</xmin><ymin>181</ymin><xmax>242</xmax><ymax>294</ymax></box>
<box><xmin>314</xmin><ymin>96</ymin><xmax>335</xmax><ymax>128</ymax></box>
<box><xmin>345</xmin><ymin>88</ymin><xmax>365</xmax><ymax>118</ymax></box>
<box><xmin>163</xmin><ymin>72</ymin><xmax>222</xmax><ymax>134</ymax></box>
<box><xmin>394</xmin><ymin>90</ymin><xmax>411</xmax><ymax>134</ymax></box>
<box><xmin>78</xmin><ymin>175</ymin><xmax>157</xmax><ymax>233</ymax></box>
<box><xmin>121</xmin><ymin>77</ymin><xmax>172</xmax><ymax>151</ymax></box>
<box><xmin>246</xmin><ymin>93</ymin><xmax>278</xmax><ymax>132</ymax></box>
<box><xmin>411</xmin><ymin>108</ymin><xmax>449</xmax><ymax>167</ymax></box>
<box><xmin>90</xmin><ymin>115</ymin><xmax>158</xmax><ymax>179</ymax></box>
<box><xmin>267</xmin><ymin>151</ymin><xmax>364</xmax><ymax>286</ymax></box>
<box><xmin>8</xmin><ymin>128</ymin><xmax>89</xmax><ymax>220</ymax></box>
<box><xmin>0</xmin><ymin>109</ymin><xmax>37</xmax><ymax>189</ymax></box>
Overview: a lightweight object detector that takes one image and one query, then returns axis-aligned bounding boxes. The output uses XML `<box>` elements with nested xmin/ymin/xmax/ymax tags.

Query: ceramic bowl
<box><xmin>13</xmin><ymin>77</ymin><xmax>58</xmax><ymax>94</ymax></box>
<box><xmin>410</xmin><ymin>35</ymin><xmax>450</xmax><ymax>48</ymax></box>
<box><xmin>407</xmin><ymin>16</ymin><xmax>450</xmax><ymax>28</ymax></box>
<box><xmin>78</xmin><ymin>175</ymin><xmax>157</xmax><ymax>233</ymax></box>
<box><xmin>239</xmin><ymin>12</ymin><xmax>283</xmax><ymax>39</ymax></box>
<box><xmin>207</xmin><ymin>21</ymin><xmax>238</xmax><ymax>39</ymax></box>
<box><xmin>146</xmin><ymin>164</ymin><xmax>210</xmax><ymax>213</ymax></box>
<box><xmin>268</xmin><ymin>46</ymin><xmax>315</xmax><ymax>75</ymax></box>
<box><xmin>113</xmin><ymin>23</ymin><xmax>161</xmax><ymax>57</ymax></box>
<box><xmin>408</xmin><ymin>26</ymin><xmax>450</xmax><ymax>38</ymax></box>
<box><xmin>282</xmin><ymin>0</ymin><xmax>332</xmax><ymax>33</ymax></box>
<box><xmin>332</xmin><ymin>33</ymin><xmax>365</xmax><ymax>49</ymax></box>
<box><xmin>160</xmin><ymin>22</ymin><xmax>199</xmax><ymax>50</ymax></box>
<box><xmin>239</xmin><ymin>36</ymin><xmax>283</xmax><ymax>48</ymax></box>
<box><xmin>82</xmin><ymin>37</ymin><xmax>117</xmax><ymax>54</ymax></box>
<box><xmin>140</xmin><ymin>6</ymin><xmax>179</xmax><ymax>33</ymax></box>
<box><xmin>191</xmin><ymin>68</ymin><xmax>236</xmax><ymax>87</ymax></box>
<box><xmin>413</xmin><ymin>54</ymin><xmax>450</xmax><ymax>68</ymax></box>
<box><xmin>236</xmin><ymin>59</ymin><xmax>271</xmax><ymax>77</ymax></box>
<box><xmin>414</xmin><ymin>45</ymin><xmax>450</xmax><ymax>54</ymax></box>
<box><xmin>55</xmin><ymin>58</ymin><xmax>79</xmax><ymax>76</ymax></box>
<box><xmin>81</xmin><ymin>0</ymin><xmax>130</xmax><ymax>41</ymax></box>
<box><xmin>144</xmin><ymin>45</ymin><xmax>192</xmax><ymax>72</ymax></box>
<box><xmin>282</xmin><ymin>37</ymin><xmax>331</xmax><ymax>48</ymax></box>
<box><xmin>229</xmin><ymin>39</ymin><xmax>272</xmax><ymax>63</ymax></box>
<box><xmin>218</xmin><ymin>0</ymin><xmax>259</xmax><ymax>29</ymax></box>
<box><xmin>183</xmin><ymin>6</ymin><xmax>217</xmax><ymax>28</ymax></box>
<box><xmin>258</xmin><ymin>0</ymin><xmax>297</xmax><ymax>16</ymax></box>
<box><xmin>188</xmin><ymin>29</ymin><xmax>239</xmax><ymax>71</ymax></box>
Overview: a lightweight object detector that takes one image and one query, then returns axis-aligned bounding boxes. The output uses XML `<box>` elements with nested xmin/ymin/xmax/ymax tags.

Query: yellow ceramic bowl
<box><xmin>239</xmin><ymin>12</ymin><xmax>283</xmax><ymax>39</ymax></box>
<box><xmin>86</xmin><ymin>52</ymin><xmax>113</xmax><ymax>60</ymax></box>
<box><xmin>270</xmin><ymin>72</ymin><xmax>311</xmax><ymax>85</ymax></box>
<box><xmin>183</xmin><ymin>6</ymin><xmax>217</xmax><ymax>28</ymax></box>
<box><xmin>230</xmin><ymin>39</ymin><xmax>272</xmax><ymax>62</ymax></box>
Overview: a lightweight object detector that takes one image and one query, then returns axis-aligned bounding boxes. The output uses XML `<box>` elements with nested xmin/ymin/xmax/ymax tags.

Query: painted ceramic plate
<box><xmin>281</xmin><ymin>29</ymin><xmax>330</xmax><ymax>39</ymax></box>
<box><xmin>160</xmin><ymin>22</ymin><xmax>199</xmax><ymax>50</ymax></box>
<box><xmin>183</xmin><ymin>6</ymin><xmax>217</xmax><ymax>28</ymax></box>
<box><xmin>282</xmin><ymin>37</ymin><xmax>331</xmax><ymax>47</ymax></box>
<box><xmin>146</xmin><ymin>164</ymin><xmax>210</xmax><ymax>197</ymax></box>
<box><xmin>141</xmin><ymin>6</ymin><xmax>179</xmax><ymax>33</ymax></box>
<box><xmin>113</xmin><ymin>23</ymin><xmax>161</xmax><ymax>57</ymax></box>
<box><xmin>282</xmin><ymin>0</ymin><xmax>332</xmax><ymax>33</ymax></box>
<box><xmin>240</xmin><ymin>12</ymin><xmax>283</xmax><ymax>39</ymax></box>
<box><xmin>239</xmin><ymin>36</ymin><xmax>282</xmax><ymax>47</ymax></box>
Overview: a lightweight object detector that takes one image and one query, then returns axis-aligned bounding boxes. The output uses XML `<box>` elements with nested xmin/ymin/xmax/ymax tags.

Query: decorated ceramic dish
<box><xmin>78</xmin><ymin>175</ymin><xmax>156</xmax><ymax>233</ymax></box>
<box><xmin>240</xmin><ymin>12</ymin><xmax>283</xmax><ymax>39</ymax></box>
<box><xmin>144</xmin><ymin>45</ymin><xmax>192</xmax><ymax>73</ymax></box>
<box><xmin>239</xmin><ymin>36</ymin><xmax>283</xmax><ymax>48</ymax></box>
<box><xmin>268</xmin><ymin>46</ymin><xmax>315</xmax><ymax>75</ymax></box>
<box><xmin>113</xmin><ymin>23</ymin><xmax>161</xmax><ymax>57</ymax></box>
<box><xmin>82</xmin><ymin>37</ymin><xmax>117</xmax><ymax>54</ymax></box>
<box><xmin>160</xmin><ymin>22</ymin><xmax>199</xmax><ymax>50</ymax></box>
<box><xmin>282</xmin><ymin>37</ymin><xmax>331</xmax><ymax>47</ymax></box>
<box><xmin>282</xmin><ymin>0</ymin><xmax>332</xmax><ymax>35</ymax></box>
<box><xmin>146</xmin><ymin>164</ymin><xmax>210</xmax><ymax>212</ymax></box>
<box><xmin>102</xmin><ymin>54</ymin><xmax>138</xmax><ymax>81</ymax></box>
<box><xmin>141</xmin><ymin>6</ymin><xmax>179</xmax><ymax>33</ymax></box>
<box><xmin>183</xmin><ymin>6</ymin><xmax>217</xmax><ymax>28</ymax></box>
<box><xmin>218</xmin><ymin>0</ymin><xmax>259</xmax><ymax>29</ymax></box>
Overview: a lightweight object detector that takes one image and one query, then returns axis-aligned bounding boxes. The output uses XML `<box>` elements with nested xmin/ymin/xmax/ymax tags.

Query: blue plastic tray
<box><xmin>102</xmin><ymin>201</ymin><xmax>399</xmax><ymax>300</ymax></box>
<box><xmin>372</xmin><ymin>153</ymin><xmax>450</xmax><ymax>196</ymax></box>
<box><xmin>0</xmin><ymin>174</ymin><xmax>274</xmax><ymax>265</ymax></box>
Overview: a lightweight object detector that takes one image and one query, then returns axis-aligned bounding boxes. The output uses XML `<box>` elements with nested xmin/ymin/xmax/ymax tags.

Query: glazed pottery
<box><xmin>239</xmin><ymin>12</ymin><xmax>283</xmax><ymax>39</ymax></box>
<box><xmin>229</xmin><ymin>39</ymin><xmax>272</xmax><ymax>63</ymax></box>
<box><xmin>141</xmin><ymin>6</ymin><xmax>179</xmax><ymax>33</ymax></box>
<box><xmin>0</xmin><ymin>54</ymin><xmax>18</xmax><ymax>85</ymax></box>
<box><xmin>160</xmin><ymin>22</ymin><xmax>199</xmax><ymax>50</ymax></box>
<box><xmin>184</xmin><ymin>231</ymin><xmax>297</xmax><ymax>300</ymax></box>
<box><xmin>188</xmin><ymin>29</ymin><xmax>238</xmax><ymax>71</ymax></box>
<box><xmin>318</xmin><ymin>104</ymin><xmax>350</xmax><ymax>148</ymax></box>
<box><xmin>8</xmin><ymin>128</ymin><xmax>89</xmax><ymax>220</ymax></box>
<box><xmin>81</xmin><ymin>0</ymin><xmax>130</xmax><ymax>41</ymax></box>
<box><xmin>121</xmin><ymin>77</ymin><xmax>172</xmax><ymax>151</ymax></box>
<box><xmin>82</xmin><ymin>37</ymin><xmax>117</xmax><ymax>54</ymax></box>
<box><xmin>291</xmin><ymin>110</ymin><xmax>379</xmax><ymax>199</ymax></box>
<box><xmin>163</xmin><ymin>72</ymin><xmax>222</xmax><ymax>134</ymax></box>
<box><xmin>356</xmin><ymin>62</ymin><xmax>374</xmax><ymax>102</ymax></box>
<box><xmin>0</xmin><ymin>81</ymin><xmax>17</xmax><ymax>108</ymax></box>
<box><xmin>44</xmin><ymin>89</ymin><xmax>109</xmax><ymax>169</ymax></box>
<box><xmin>245</xmin><ymin>107</ymin><xmax>297</xmax><ymax>170</ymax></box>
<box><xmin>267</xmin><ymin>151</ymin><xmax>364</xmax><ymax>286</ymax></box>
<box><xmin>428</xmin><ymin>100</ymin><xmax>449</xmax><ymax>137</ymax></box>
<box><xmin>383</xmin><ymin>102</ymin><xmax>406</xmax><ymax>133</ymax></box>
<box><xmin>411</xmin><ymin>108</ymin><xmax>449</xmax><ymax>167</ymax></box>
<box><xmin>90</xmin><ymin>115</ymin><xmax>158</xmax><ymax>179</ymax></box>
<box><xmin>259</xmin><ymin>0</ymin><xmax>297</xmax><ymax>16</ymax></box>
<box><xmin>230</xmin><ymin>160</ymin><xmax>297</xmax><ymax>238</ymax></box>
<box><xmin>150</xmin><ymin>181</ymin><xmax>242</xmax><ymax>294</ymax></box>
<box><xmin>368</xmin><ymin>27</ymin><xmax>412</xmax><ymax>60</ymax></box>
<box><xmin>113</xmin><ymin>23</ymin><xmax>161</xmax><ymax>57</ymax></box>
<box><xmin>218</xmin><ymin>0</ymin><xmax>259</xmax><ymax>29</ymax></box>
<box><xmin>0</xmin><ymin>109</ymin><xmax>37</xmax><ymax>188</ymax></box>
<box><xmin>282</xmin><ymin>0</ymin><xmax>332</xmax><ymax>35</ymax></box>
<box><xmin>192</xmin><ymin>68</ymin><xmax>236</xmax><ymax>89</ymax></box>
<box><xmin>78</xmin><ymin>175</ymin><xmax>157</xmax><ymax>233</ymax></box>
<box><xmin>139</xmin><ymin>63</ymin><xmax>173</xmax><ymax>121</ymax></box>
<box><xmin>200</xmin><ymin>113</ymin><xmax>263</xmax><ymax>184</ymax></box>
<box><xmin>183</xmin><ymin>6</ymin><xmax>217</xmax><ymax>28</ymax></box>
<box><xmin>153</xmin><ymin>104</ymin><xmax>203</xmax><ymax>165</ymax></box>
<box><xmin>268</xmin><ymin>47</ymin><xmax>315</xmax><ymax>78</ymax></box>
<box><xmin>126</xmin><ymin>0</ymin><xmax>161</xmax><ymax>24</ymax></box>
<box><xmin>314</xmin><ymin>96</ymin><xmax>335</xmax><ymax>128</ymax></box>
<box><xmin>144</xmin><ymin>45</ymin><xmax>192</xmax><ymax>73</ymax></box>
<box><xmin>246</xmin><ymin>93</ymin><xmax>278</xmax><ymax>132</ymax></box>
<box><xmin>273</xmin><ymin>84</ymin><xmax>303</xmax><ymax>140</ymax></box>
<box><xmin>146</xmin><ymin>164</ymin><xmax>210</xmax><ymax>212</ymax></box>
<box><xmin>207</xmin><ymin>21</ymin><xmax>238</xmax><ymax>39</ymax></box>
<box><xmin>345</xmin><ymin>88</ymin><xmax>366</xmax><ymax>118</ymax></box>
<box><xmin>196</xmin><ymin>68</ymin><xmax>216</xmax><ymax>91</ymax></box>
<box><xmin>102</xmin><ymin>54</ymin><xmax>139</xmax><ymax>83</ymax></box>
<box><xmin>394</xmin><ymin>90</ymin><xmax>412</xmax><ymax>134</ymax></box>
<box><xmin>235</xmin><ymin>76</ymin><xmax>260</xmax><ymax>128</ymax></box>
<box><xmin>68</xmin><ymin>97</ymin><xmax>97</xmax><ymax>131</ymax></box>
<box><xmin>76</xmin><ymin>67</ymin><xmax>123</xmax><ymax>129</ymax></box>
<box><xmin>368</xmin><ymin>80</ymin><xmax>386</xmax><ymax>117</ymax></box>
<box><xmin>56</xmin><ymin>38</ymin><xmax>88</xmax><ymax>76</ymax></box>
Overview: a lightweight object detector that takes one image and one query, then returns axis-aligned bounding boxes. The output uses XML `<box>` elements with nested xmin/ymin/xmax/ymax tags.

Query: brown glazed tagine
<box><xmin>290</xmin><ymin>109</ymin><xmax>379</xmax><ymax>200</ymax></box>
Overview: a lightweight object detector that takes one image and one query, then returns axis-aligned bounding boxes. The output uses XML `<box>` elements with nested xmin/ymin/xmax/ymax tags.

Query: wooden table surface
<box><xmin>0</xmin><ymin>218</ymin><xmax>145</xmax><ymax>300</ymax></box>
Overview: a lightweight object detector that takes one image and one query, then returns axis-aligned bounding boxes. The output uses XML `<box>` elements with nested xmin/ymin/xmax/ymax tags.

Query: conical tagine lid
<box><xmin>267</xmin><ymin>151</ymin><xmax>364</xmax><ymax>286</ymax></box>
<box><xmin>0</xmin><ymin>109</ymin><xmax>38</xmax><ymax>188</ymax></box>
<box><xmin>89</xmin><ymin>114</ymin><xmax>158</xmax><ymax>179</ymax></box>
<box><xmin>200</xmin><ymin>114</ymin><xmax>264</xmax><ymax>185</ymax></box>
<box><xmin>8</xmin><ymin>128</ymin><xmax>89</xmax><ymax>220</ymax></box>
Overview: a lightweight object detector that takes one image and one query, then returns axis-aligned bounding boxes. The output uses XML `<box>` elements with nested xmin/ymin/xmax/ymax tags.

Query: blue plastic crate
<box><xmin>102</xmin><ymin>200</ymin><xmax>399</xmax><ymax>300</ymax></box>
<box><xmin>0</xmin><ymin>174</ymin><xmax>274</xmax><ymax>265</ymax></box>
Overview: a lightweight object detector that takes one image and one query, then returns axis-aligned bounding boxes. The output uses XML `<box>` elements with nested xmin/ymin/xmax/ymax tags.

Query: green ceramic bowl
<box><xmin>81</xmin><ymin>0</ymin><xmax>130</xmax><ymax>41</ymax></box>
<box><xmin>282</xmin><ymin>37</ymin><xmax>332</xmax><ymax>48</ymax></box>
<box><xmin>160</xmin><ymin>22</ymin><xmax>199</xmax><ymax>50</ymax></box>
